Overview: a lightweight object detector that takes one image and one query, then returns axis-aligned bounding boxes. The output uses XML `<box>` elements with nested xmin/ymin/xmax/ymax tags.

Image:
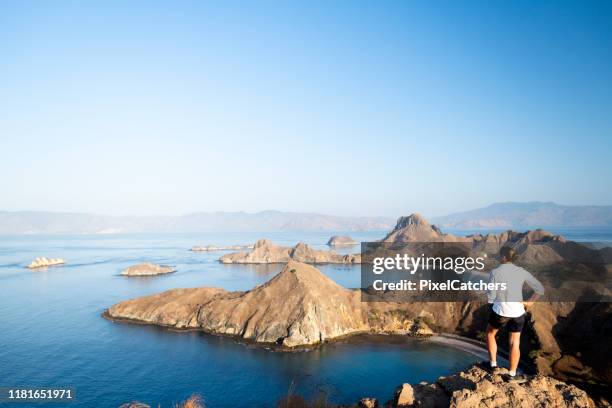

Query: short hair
<box><xmin>500</xmin><ymin>246</ymin><xmax>516</xmax><ymax>262</ymax></box>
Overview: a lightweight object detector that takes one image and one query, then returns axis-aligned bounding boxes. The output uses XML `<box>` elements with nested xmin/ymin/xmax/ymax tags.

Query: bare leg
<box><xmin>508</xmin><ymin>331</ymin><xmax>521</xmax><ymax>374</ymax></box>
<box><xmin>486</xmin><ymin>324</ymin><xmax>499</xmax><ymax>364</ymax></box>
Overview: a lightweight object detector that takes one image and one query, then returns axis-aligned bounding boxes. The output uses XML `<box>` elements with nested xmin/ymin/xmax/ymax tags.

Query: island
<box><xmin>219</xmin><ymin>239</ymin><xmax>361</xmax><ymax>264</ymax></box>
<box><xmin>27</xmin><ymin>257</ymin><xmax>66</xmax><ymax>269</ymax></box>
<box><xmin>106</xmin><ymin>260</ymin><xmax>432</xmax><ymax>347</ymax></box>
<box><xmin>121</xmin><ymin>263</ymin><xmax>176</xmax><ymax>276</ymax></box>
<box><xmin>326</xmin><ymin>235</ymin><xmax>358</xmax><ymax>246</ymax></box>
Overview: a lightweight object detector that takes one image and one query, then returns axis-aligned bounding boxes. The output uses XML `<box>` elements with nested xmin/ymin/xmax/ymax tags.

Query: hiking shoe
<box><xmin>503</xmin><ymin>373</ymin><xmax>528</xmax><ymax>384</ymax></box>
<box><xmin>479</xmin><ymin>361</ymin><xmax>501</xmax><ymax>373</ymax></box>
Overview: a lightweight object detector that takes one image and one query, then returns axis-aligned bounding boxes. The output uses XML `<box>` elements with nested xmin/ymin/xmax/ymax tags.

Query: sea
<box><xmin>1</xmin><ymin>228</ymin><xmax>609</xmax><ymax>407</ymax></box>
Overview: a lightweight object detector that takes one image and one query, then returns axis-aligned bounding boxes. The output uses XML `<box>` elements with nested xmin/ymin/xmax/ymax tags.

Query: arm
<box><xmin>523</xmin><ymin>269</ymin><xmax>545</xmax><ymax>308</ymax></box>
<box><xmin>486</xmin><ymin>270</ymin><xmax>497</xmax><ymax>303</ymax></box>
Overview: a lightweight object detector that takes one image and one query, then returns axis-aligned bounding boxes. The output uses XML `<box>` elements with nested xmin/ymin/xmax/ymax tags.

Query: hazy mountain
<box><xmin>0</xmin><ymin>210</ymin><xmax>394</xmax><ymax>234</ymax></box>
<box><xmin>431</xmin><ymin>202</ymin><xmax>612</xmax><ymax>229</ymax></box>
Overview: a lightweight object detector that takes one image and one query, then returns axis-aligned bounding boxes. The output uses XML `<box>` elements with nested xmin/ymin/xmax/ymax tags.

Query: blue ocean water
<box><xmin>1</xmin><ymin>228</ymin><xmax>608</xmax><ymax>407</ymax></box>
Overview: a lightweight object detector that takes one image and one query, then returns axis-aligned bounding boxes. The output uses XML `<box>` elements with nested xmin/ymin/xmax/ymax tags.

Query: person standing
<box><xmin>485</xmin><ymin>246</ymin><xmax>545</xmax><ymax>382</ymax></box>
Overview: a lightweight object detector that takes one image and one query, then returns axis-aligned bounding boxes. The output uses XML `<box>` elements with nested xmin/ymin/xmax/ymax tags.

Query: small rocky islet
<box><xmin>120</xmin><ymin>263</ymin><xmax>176</xmax><ymax>276</ymax></box>
<box><xmin>27</xmin><ymin>256</ymin><xmax>66</xmax><ymax>269</ymax></box>
<box><xmin>327</xmin><ymin>235</ymin><xmax>358</xmax><ymax>246</ymax></box>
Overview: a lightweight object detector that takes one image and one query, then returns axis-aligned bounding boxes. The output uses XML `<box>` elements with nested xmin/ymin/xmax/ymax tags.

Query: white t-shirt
<box><xmin>487</xmin><ymin>263</ymin><xmax>545</xmax><ymax>318</ymax></box>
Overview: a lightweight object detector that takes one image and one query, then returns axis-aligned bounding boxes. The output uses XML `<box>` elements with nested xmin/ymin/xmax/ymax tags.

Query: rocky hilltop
<box><xmin>382</xmin><ymin>213</ymin><xmax>465</xmax><ymax>243</ymax></box>
<box><xmin>27</xmin><ymin>257</ymin><xmax>66</xmax><ymax>269</ymax></box>
<box><xmin>327</xmin><ymin>235</ymin><xmax>358</xmax><ymax>246</ymax></box>
<box><xmin>219</xmin><ymin>239</ymin><xmax>361</xmax><ymax>264</ymax></box>
<box><xmin>121</xmin><ymin>263</ymin><xmax>176</xmax><ymax>276</ymax></box>
<box><xmin>382</xmin><ymin>364</ymin><xmax>594</xmax><ymax>408</ymax></box>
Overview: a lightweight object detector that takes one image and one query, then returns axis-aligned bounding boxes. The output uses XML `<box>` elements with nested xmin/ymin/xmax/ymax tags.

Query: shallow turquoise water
<box><xmin>0</xmin><ymin>230</ymin><xmax>557</xmax><ymax>407</ymax></box>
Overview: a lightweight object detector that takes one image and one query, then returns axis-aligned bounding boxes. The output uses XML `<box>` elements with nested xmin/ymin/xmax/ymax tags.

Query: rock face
<box><xmin>27</xmin><ymin>257</ymin><xmax>66</xmax><ymax>269</ymax></box>
<box><xmin>108</xmin><ymin>261</ymin><xmax>368</xmax><ymax>346</ymax></box>
<box><xmin>389</xmin><ymin>364</ymin><xmax>594</xmax><ymax>408</ymax></box>
<box><xmin>191</xmin><ymin>244</ymin><xmax>253</xmax><ymax>252</ymax></box>
<box><xmin>327</xmin><ymin>235</ymin><xmax>358</xmax><ymax>246</ymax></box>
<box><xmin>219</xmin><ymin>239</ymin><xmax>360</xmax><ymax>264</ymax></box>
<box><xmin>121</xmin><ymin>263</ymin><xmax>176</xmax><ymax>276</ymax></box>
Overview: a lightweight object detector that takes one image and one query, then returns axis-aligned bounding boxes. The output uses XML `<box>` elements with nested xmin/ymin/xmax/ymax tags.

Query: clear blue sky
<box><xmin>1</xmin><ymin>1</ymin><xmax>611</xmax><ymax>217</ymax></box>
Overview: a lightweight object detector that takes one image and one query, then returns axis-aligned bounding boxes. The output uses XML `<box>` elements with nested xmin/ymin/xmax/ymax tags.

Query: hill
<box><xmin>431</xmin><ymin>202</ymin><xmax>612</xmax><ymax>229</ymax></box>
<box><xmin>0</xmin><ymin>210</ymin><xmax>394</xmax><ymax>234</ymax></box>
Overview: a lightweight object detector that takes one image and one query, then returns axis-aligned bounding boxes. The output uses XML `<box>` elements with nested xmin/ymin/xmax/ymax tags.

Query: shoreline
<box><xmin>103</xmin><ymin>309</ymin><xmax>487</xmax><ymax>356</ymax></box>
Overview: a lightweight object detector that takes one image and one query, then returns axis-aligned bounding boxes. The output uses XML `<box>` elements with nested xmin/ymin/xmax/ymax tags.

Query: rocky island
<box><xmin>106</xmin><ymin>261</ymin><xmax>434</xmax><ymax>346</ymax></box>
<box><xmin>121</xmin><ymin>263</ymin><xmax>176</xmax><ymax>276</ymax></box>
<box><xmin>327</xmin><ymin>235</ymin><xmax>358</xmax><ymax>246</ymax></box>
<box><xmin>219</xmin><ymin>239</ymin><xmax>361</xmax><ymax>264</ymax></box>
<box><xmin>27</xmin><ymin>257</ymin><xmax>66</xmax><ymax>269</ymax></box>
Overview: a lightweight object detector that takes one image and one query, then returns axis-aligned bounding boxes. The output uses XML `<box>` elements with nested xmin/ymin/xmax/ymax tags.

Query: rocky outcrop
<box><xmin>386</xmin><ymin>364</ymin><xmax>594</xmax><ymax>407</ymax></box>
<box><xmin>382</xmin><ymin>214</ymin><xmax>465</xmax><ymax>243</ymax></box>
<box><xmin>27</xmin><ymin>257</ymin><xmax>66</xmax><ymax>269</ymax></box>
<box><xmin>121</xmin><ymin>263</ymin><xmax>176</xmax><ymax>276</ymax></box>
<box><xmin>219</xmin><ymin>239</ymin><xmax>361</xmax><ymax>264</ymax></box>
<box><xmin>108</xmin><ymin>261</ymin><xmax>368</xmax><ymax>346</ymax></box>
<box><xmin>327</xmin><ymin>235</ymin><xmax>358</xmax><ymax>246</ymax></box>
<box><xmin>191</xmin><ymin>244</ymin><xmax>253</xmax><ymax>252</ymax></box>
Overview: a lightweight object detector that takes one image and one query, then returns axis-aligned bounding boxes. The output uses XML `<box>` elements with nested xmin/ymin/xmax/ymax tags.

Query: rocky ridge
<box><xmin>219</xmin><ymin>239</ymin><xmax>360</xmax><ymax>264</ymax></box>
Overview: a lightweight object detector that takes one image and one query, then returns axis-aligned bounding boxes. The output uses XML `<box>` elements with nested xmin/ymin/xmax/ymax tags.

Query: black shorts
<box><xmin>488</xmin><ymin>307</ymin><xmax>525</xmax><ymax>333</ymax></box>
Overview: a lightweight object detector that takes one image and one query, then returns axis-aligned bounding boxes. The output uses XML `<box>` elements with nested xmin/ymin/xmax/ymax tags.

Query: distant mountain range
<box><xmin>431</xmin><ymin>202</ymin><xmax>612</xmax><ymax>229</ymax></box>
<box><xmin>0</xmin><ymin>210</ymin><xmax>395</xmax><ymax>234</ymax></box>
<box><xmin>1</xmin><ymin>202</ymin><xmax>611</xmax><ymax>234</ymax></box>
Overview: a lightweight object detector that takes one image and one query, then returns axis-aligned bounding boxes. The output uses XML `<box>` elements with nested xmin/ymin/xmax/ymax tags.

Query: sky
<box><xmin>1</xmin><ymin>1</ymin><xmax>611</xmax><ymax>218</ymax></box>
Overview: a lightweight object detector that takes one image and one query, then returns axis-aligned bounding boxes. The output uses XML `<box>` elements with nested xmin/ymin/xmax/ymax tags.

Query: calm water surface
<box><xmin>2</xmin><ymin>229</ymin><xmax>607</xmax><ymax>407</ymax></box>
